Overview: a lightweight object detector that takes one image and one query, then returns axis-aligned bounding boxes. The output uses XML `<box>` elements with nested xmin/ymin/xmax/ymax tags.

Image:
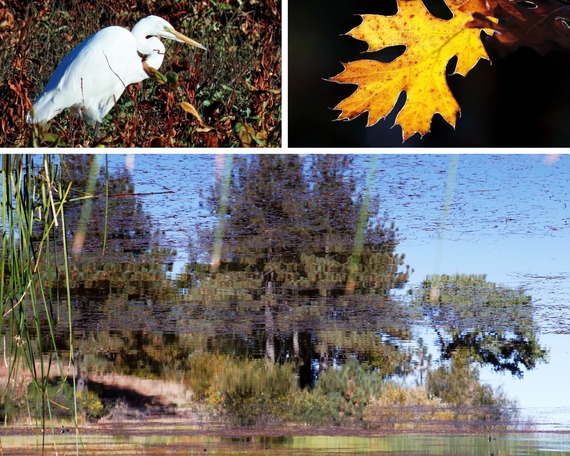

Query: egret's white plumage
<box><xmin>26</xmin><ymin>15</ymin><xmax>205</xmax><ymax>125</ymax></box>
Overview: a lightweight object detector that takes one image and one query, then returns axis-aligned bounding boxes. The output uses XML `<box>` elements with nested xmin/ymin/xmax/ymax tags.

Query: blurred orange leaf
<box><xmin>330</xmin><ymin>0</ymin><xmax>497</xmax><ymax>141</ymax></box>
<box><xmin>487</xmin><ymin>0</ymin><xmax>570</xmax><ymax>54</ymax></box>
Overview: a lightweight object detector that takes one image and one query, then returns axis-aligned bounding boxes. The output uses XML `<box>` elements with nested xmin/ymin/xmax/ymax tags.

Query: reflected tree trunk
<box><xmin>265</xmin><ymin>305</ymin><xmax>275</xmax><ymax>363</ymax></box>
<box><xmin>263</xmin><ymin>270</ymin><xmax>276</xmax><ymax>362</ymax></box>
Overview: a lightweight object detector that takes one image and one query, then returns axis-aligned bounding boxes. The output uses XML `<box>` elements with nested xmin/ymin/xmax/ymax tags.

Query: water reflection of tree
<box><xmin>204</xmin><ymin>155</ymin><xmax>410</xmax><ymax>295</ymax></box>
<box><xmin>16</xmin><ymin>155</ymin><xmax>534</xmax><ymax>427</ymax></box>
<box><xmin>59</xmin><ymin>156</ymin><xmax>171</xmax><ymax>261</ymax></box>
<box><xmin>415</xmin><ymin>274</ymin><xmax>548</xmax><ymax>378</ymax></box>
<box><xmin>37</xmin><ymin>156</ymin><xmax>177</xmax><ymax>341</ymax></box>
<box><xmin>187</xmin><ymin>154</ymin><xmax>414</xmax><ymax>386</ymax></box>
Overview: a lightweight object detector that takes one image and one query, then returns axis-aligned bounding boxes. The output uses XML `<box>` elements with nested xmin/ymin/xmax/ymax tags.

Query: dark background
<box><xmin>289</xmin><ymin>0</ymin><xmax>570</xmax><ymax>148</ymax></box>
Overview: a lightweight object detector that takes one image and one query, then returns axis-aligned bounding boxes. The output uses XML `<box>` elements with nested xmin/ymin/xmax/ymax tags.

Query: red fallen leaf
<box><xmin>204</xmin><ymin>132</ymin><xmax>219</xmax><ymax>148</ymax></box>
<box><xmin>486</xmin><ymin>0</ymin><xmax>570</xmax><ymax>54</ymax></box>
<box><xmin>8</xmin><ymin>81</ymin><xmax>22</xmax><ymax>98</ymax></box>
<box><xmin>0</xmin><ymin>8</ymin><xmax>15</xmax><ymax>30</ymax></box>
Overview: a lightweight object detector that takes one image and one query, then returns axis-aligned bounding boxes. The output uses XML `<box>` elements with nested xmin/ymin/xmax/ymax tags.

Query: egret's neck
<box><xmin>131</xmin><ymin>23</ymin><xmax>153</xmax><ymax>55</ymax></box>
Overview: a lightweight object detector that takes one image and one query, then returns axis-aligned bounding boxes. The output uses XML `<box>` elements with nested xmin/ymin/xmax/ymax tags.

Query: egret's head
<box><xmin>133</xmin><ymin>15</ymin><xmax>207</xmax><ymax>51</ymax></box>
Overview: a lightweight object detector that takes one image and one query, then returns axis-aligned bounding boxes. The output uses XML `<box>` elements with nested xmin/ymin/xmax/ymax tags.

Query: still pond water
<box><xmin>3</xmin><ymin>154</ymin><xmax>570</xmax><ymax>455</ymax></box>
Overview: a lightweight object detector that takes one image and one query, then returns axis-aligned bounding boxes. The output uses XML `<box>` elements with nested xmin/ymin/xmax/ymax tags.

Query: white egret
<box><xmin>26</xmin><ymin>15</ymin><xmax>206</xmax><ymax>126</ymax></box>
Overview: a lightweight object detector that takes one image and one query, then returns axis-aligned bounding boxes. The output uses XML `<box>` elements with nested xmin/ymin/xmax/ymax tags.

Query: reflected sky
<box><xmin>104</xmin><ymin>153</ymin><xmax>570</xmax><ymax>429</ymax></box>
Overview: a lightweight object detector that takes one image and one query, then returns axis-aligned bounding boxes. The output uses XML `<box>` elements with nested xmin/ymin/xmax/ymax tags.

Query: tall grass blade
<box><xmin>1</xmin><ymin>154</ymin><xmax>79</xmax><ymax>454</ymax></box>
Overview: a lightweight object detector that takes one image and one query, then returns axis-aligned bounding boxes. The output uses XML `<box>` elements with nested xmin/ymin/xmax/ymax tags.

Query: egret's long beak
<box><xmin>165</xmin><ymin>27</ymin><xmax>207</xmax><ymax>51</ymax></box>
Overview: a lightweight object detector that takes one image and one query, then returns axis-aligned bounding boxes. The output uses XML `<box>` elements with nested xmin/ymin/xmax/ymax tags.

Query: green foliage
<box><xmin>187</xmin><ymin>352</ymin><xmax>228</xmax><ymax>401</ymax></box>
<box><xmin>25</xmin><ymin>380</ymin><xmax>104</xmax><ymax>422</ymax></box>
<box><xmin>40</xmin><ymin>155</ymin><xmax>179</xmax><ymax>306</ymax></box>
<box><xmin>281</xmin><ymin>388</ymin><xmax>341</xmax><ymax>424</ymax></box>
<box><xmin>219</xmin><ymin>359</ymin><xmax>295</xmax><ymax>425</ymax></box>
<box><xmin>313</xmin><ymin>358</ymin><xmax>383</xmax><ymax>422</ymax></box>
<box><xmin>187</xmin><ymin>354</ymin><xmax>385</xmax><ymax>427</ymax></box>
<box><xmin>317</xmin><ymin>329</ymin><xmax>414</xmax><ymax>378</ymax></box>
<box><xmin>77</xmin><ymin>390</ymin><xmax>106</xmax><ymax>420</ymax></box>
<box><xmin>0</xmin><ymin>384</ymin><xmax>20</xmax><ymax>424</ymax></box>
<box><xmin>187</xmin><ymin>353</ymin><xmax>296</xmax><ymax>426</ymax></box>
<box><xmin>192</xmin><ymin>356</ymin><xmax>384</xmax><ymax>426</ymax></box>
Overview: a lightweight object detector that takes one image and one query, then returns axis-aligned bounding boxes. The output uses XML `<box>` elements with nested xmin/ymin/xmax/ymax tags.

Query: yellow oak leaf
<box><xmin>330</xmin><ymin>0</ymin><xmax>497</xmax><ymax>141</ymax></box>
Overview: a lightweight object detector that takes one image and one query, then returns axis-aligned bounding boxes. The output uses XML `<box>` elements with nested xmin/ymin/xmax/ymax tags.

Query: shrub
<box><xmin>187</xmin><ymin>353</ymin><xmax>296</xmax><ymax>426</ymax></box>
<box><xmin>218</xmin><ymin>359</ymin><xmax>295</xmax><ymax>425</ymax></box>
<box><xmin>313</xmin><ymin>358</ymin><xmax>383</xmax><ymax>422</ymax></box>
<box><xmin>364</xmin><ymin>383</ymin><xmax>454</xmax><ymax>430</ymax></box>
<box><xmin>427</xmin><ymin>352</ymin><xmax>518</xmax><ymax>423</ymax></box>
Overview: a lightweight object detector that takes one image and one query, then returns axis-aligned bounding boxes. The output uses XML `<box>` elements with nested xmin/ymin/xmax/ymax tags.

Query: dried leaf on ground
<box><xmin>235</xmin><ymin>121</ymin><xmax>267</xmax><ymax>147</ymax></box>
<box><xmin>180</xmin><ymin>101</ymin><xmax>214</xmax><ymax>132</ymax></box>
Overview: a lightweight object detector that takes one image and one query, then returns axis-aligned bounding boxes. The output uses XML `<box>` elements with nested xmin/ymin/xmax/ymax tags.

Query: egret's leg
<box><xmin>94</xmin><ymin>122</ymin><xmax>101</xmax><ymax>142</ymax></box>
<box><xmin>70</xmin><ymin>115</ymin><xmax>76</xmax><ymax>147</ymax></box>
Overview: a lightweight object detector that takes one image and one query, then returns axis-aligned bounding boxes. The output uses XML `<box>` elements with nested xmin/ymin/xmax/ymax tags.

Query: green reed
<box><xmin>1</xmin><ymin>155</ymin><xmax>79</xmax><ymax>450</ymax></box>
